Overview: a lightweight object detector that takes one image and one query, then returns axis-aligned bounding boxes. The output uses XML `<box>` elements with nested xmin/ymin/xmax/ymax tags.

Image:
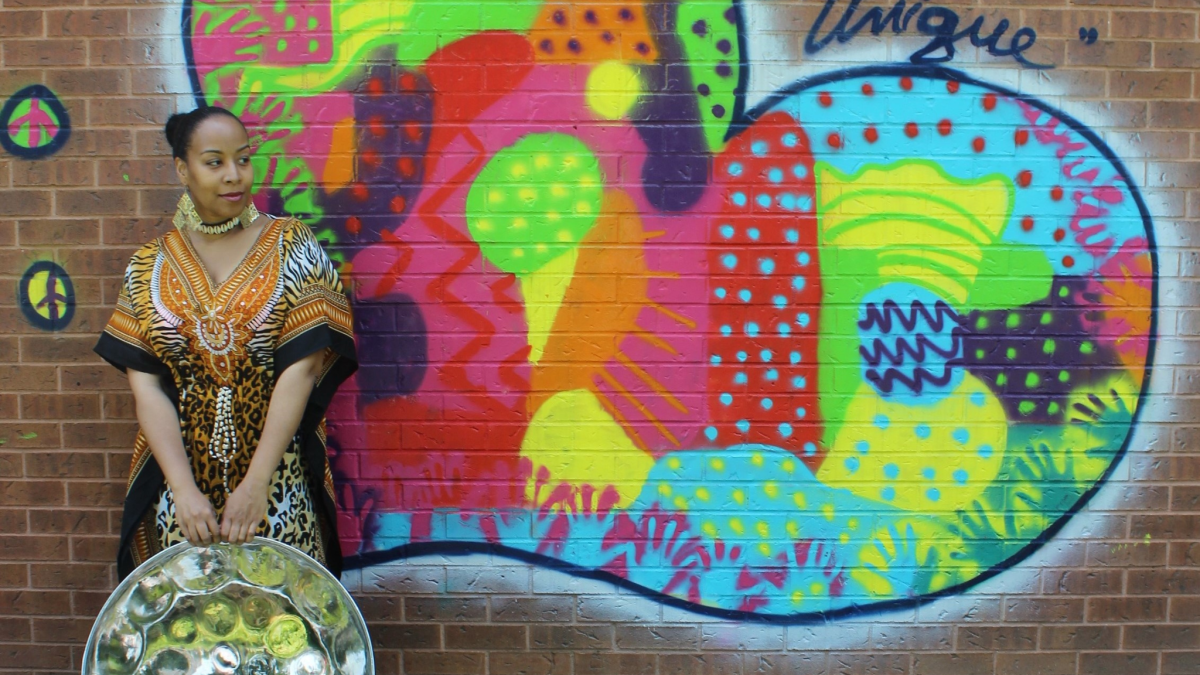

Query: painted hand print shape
<box><xmin>186</xmin><ymin>0</ymin><xmax>1155</xmax><ymax>620</ymax></box>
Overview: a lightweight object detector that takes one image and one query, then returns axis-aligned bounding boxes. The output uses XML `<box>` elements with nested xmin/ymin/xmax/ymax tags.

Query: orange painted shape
<box><xmin>322</xmin><ymin>116</ymin><xmax>357</xmax><ymax>193</ymax></box>
<box><xmin>530</xmin><ymin>3</ymin><xmax>659</xmax><ymax>64</ymax></box>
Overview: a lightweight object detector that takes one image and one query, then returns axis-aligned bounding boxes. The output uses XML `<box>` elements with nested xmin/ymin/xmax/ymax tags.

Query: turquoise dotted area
<box><xmin>780</xmin><ymin>74</ymin><xmax>1148</xmax><ymax>275</ymax></box>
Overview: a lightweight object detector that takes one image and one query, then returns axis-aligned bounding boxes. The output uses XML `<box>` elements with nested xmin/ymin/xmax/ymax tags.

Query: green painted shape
<box><xmin>967</xmin><ymin>243</ymin><xmax>1054</xmax><ymax>310</ymax></box>
<box><xmin>465</xmin><ymin>133</ymin><xmax>603</xmax><ymax>277</ymax></box>
<box><xmin>676</xmin><ymin>0</ymin><xmax>740</xmax><ymax>153</ymax></box>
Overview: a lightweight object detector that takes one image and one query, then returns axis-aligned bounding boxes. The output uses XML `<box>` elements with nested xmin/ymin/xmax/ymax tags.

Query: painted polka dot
<box><xmin>844</xmin><ymin>457</ymin><xmax>860</xmax><ymax>472</ymax></box>
<box><xmin>791</xmin><ymin>375</ymin><xmax>807</xmax><ymax>389</ymax></box>
<box><xmin>792</xmin><ymin>276</ymin><xmax>806</xmax><ymax>292</ymax></box>
<box><xmin>777</xmin><ymin>323</ymin><xmax>790</xmax><ymax>336</ymax></box>
<box><xmin>818</xmin><ymin>91</ymin><xmax>833</xmax><ymax>107</ymax></box>
<box><xmin>792</xmin><ymin>164</ymin><xmax>808</xmax><ymax>179</ymax></box>
<box><xmin>864</xmin><ymin>126</ymin><xmax>879</xmax><ymax>144</ymax></box>
<box><xmin>737</xmin><ymin>288</ymin><xmax>752</xmax><ymax>302</ymax></box>
<box><xmin>719</xmin><ymin>393</ymin><xmax>733</xmax><ymax>405</ymax></box>
<box><xmin>952</xmin><ymin>428</ymin><xmax>969</xmax><ymax>444</ymax></box>
<box><xmin>727</xmin><ymin>162</ymin><xmax>743</xmax><ymax>176</ymax></box>
<box><xmin>874</xmin><ymin>414</ymin><xmax>890</xmax><ymax>429</ymax></box>
<box><xmin>759</xmin><ymin>258</ymin><xmax>776</xmax><ymax>275</ymax></box>
<box><xmin>765</xmin><ymin>369</ymin><xmax>779</xmax><ymax>381</ymax></box>
<box><xmin>1016</xmin><ymin>170</ymin><xmax>1032</xmax><ymax>188</ymax></box>
<box><xmin>781</xmin><ymin>133</ymin><xmax>798</xmax><ymax>147</ymax></box>
<box><xmin>773</xmin><ymin>294</ymin><xmax>787</xmax><ymax>309</ymax></box>
<box><xmin>899</xmin><ymin>76</ymin><xmax>913</xmax><ymax>91</ymax></box>
<box><xmin>756</xmin><ymin>193</ymin><xmax>771</xmax><ymax>208</ymax></box>
<box><xmin>795</xmin><ymin>407</ymin><xmax>807</xmax><ymax>418</ymax></box>
<box><xmin>789</xmin><ymin>351</ymin><xmax>801</xmax><ymax>364</ymax></box>
<box><xmin>880</xmin><ymin>487</ymin><xmax>895</xmax><ymax>501</ymax></box>
<box><xmin>714</xmin><ymin>287</ymin><xmax>727</xmax><ymax>299</ymax></box>
<box><xmin>905</xmin><ymin>122</ymin><xmax>919</xmax><ymax>138</ymax></box>
<box><xmin>796</xmin><ymin>312</ymin><xmax>811</xmax><ymax>328</ymax></box>
<box><xmin>982</xmin><ymin>93</ymin><xmax>997</xmax><ymax>111</ymax></box>
<box><xmin>760</xmin><ymin>349</ymin><xmax>772</xmax><ymax>362</ymax></box>
<box><xmin>978</xmin><ymin>444</ymin><xmax>994</xmax><ymax>459</ymax></box>
<box><xmin>720</xmin><ymin>224</ymin><xmax>735</xmax><ymax>238</ymax></box>
<box><xmin>915</xmin><ymin>424</ymin><xmax>931</xmax><ymax>439</ymax></box>
<box><xmin>705</xmin><ymin>426</ymin><xmax>718</xmax><ymax>441</ymax></box>
<box><xmin>953</xmin><ymin>469</ymin><xmax>969</xmax><ymax>484</ymax></box>
<box><xmin>946</xmin><ymin>80</ymin><xmax>960</xmax><ymax>94</ymax></box>
<box><xmin>780</xmin><ymin>423</ymin><xmax>793</xmax><ymax>438</ymax></box>
<box><xmin>862</xmin><ymin>82</ymin><xmax>875</xmax><ymax>96</ymax></box>
<box><xmin>747</xmin><ymin>227</ymin><xmax>760</xmax><ymax>240</ymax></box>
<box><xmin>883</xmin><ymin>463</ymin><xmax>899</xmax><ymax>479</ymax></box>
<box><xmin>731</xmin><ymin>192</ymin><xmax>747</xmax><ymax>206</ymax></box>
<box><xmin>827</xmin><ymin>132</ymin><xmax>843</xmax><ymax>149</ymax></box>
<box><xmin>761</xmin><ymin>398</ymin><xmax>773</xmax><ymax>410</ymax></box>
<box><xmin>736</xmin><ymin>419</ymin><xmax>751</xmax><ymax>433</ymax></box>
<box><xmin>737</xmin><ymin>350</ymin><xmax>747</xmax><ymax>361</ymax></box>
<box><xmin>710</xmin><ymin>354</ymin><xmax>721</xmax><ymax>365</ymax></box>
<box><xmin>720</xmin><ymin>325</ymin><xmax>731</xmax><ymax>336</ymax></box>
<box><xmin>797</xmin><ymin>252</ymin><xmax>810</xmax><ymax>266</ymax></box>
<box><xmin>751</xmin><ymin>141</ymin><xmax>768</xmax><ymax>155</ymax></box>
<box><xmin>785</xmin><ymin>229</ymin><xmax>799</xmax><ymax>243</ymax></box>
<box><xmin>854</xmin><ymin>440</ymin><xmax>869</xmax><ymax>454</ymax></box>
<box><xmin>1021</xmin><ymin>216</ymin><xmax>1034</xmax><ymax>231</ymax></box>
<box><xmin>972</xmin><ymin>137</ymin><xmax>986</xmax><ymax>153</ymax></box>
<box><xmin>926</xmin><ymin>488</ymin><xmax>941</xmax><ymax>502</ymax></box>
<box><xmin>922</xmin><ymin>467</ymin><xmax>936</xmax><ymax>479</ymax></box>
<box><xmin>1014</xmin><ymin>128</ymin><xmax>1029</xmax><ymax>146</ymax></box>
<box><xmin>937</xmin><ymin>119</ymin><xmax>952</xmax><ymax>136</ymax></box>
<box><xmin>722</xmin><ymin>254</ymin><xmax>737</xmax><ymax>269</ymax></box>
<box><xmin>745</xmin><ymin>322</ymin><xmax>760</xmax><ymax>337</ymax></box>
<box><xmin>803</xmin><ymin>442</ymin><xmax>817</xmax><ymax>456</ymax></box>
<box><xmin>768</xmin><ymin>167</ymin><xmax>784</xmax><ymax>183</ymax></box>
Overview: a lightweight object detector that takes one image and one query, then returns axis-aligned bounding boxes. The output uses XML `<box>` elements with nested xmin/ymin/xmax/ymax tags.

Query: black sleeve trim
<box><xmin>94</xmin><ymin>332</ymin><xmax>169</xmax><ymax>376</ymax></box>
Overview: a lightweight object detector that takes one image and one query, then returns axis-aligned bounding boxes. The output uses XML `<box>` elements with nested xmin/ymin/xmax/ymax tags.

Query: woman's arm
<box><xmin>127</xmin><ymin>370</ymin><xmax>220</xmax><ymax>545</ymax></box>
<box><xmin>220</xmin><ymin>350</ymin><xmax>325</xmax><ymax>543</ymax></box>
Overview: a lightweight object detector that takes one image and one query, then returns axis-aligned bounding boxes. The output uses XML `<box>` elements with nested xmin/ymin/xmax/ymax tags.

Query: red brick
<box><xmin>489</xmin><ymin>596</ymin><xmax>574</xmax><ymax>622</ymax></box>
<box><xmin>1110</xmin><ymin>70</ymin><xmax>1194</xmax><ymax>98</ymax></box>
<box><xmin>1164</xmin><ymin>652</ymin><xmax>1200</xmax><ymax>675</ymax></box>
<box><xmin>31</xmin><ymin>617</ymin><xmax>93</xmax><ymax>644</ymax></box>
<box><xmin>1087</xmin><ymin>596</ymin><xmax>1167</xmax><ymax>622</ymax></box>
<box><xmin>68</xmin><ymin>535</ymin><xmax>118</xmax><ymax>562</ymax></box>
<box><xmin>0</xmin><ymin>10</ymin><xmax>43</xmax><ymax>37</ymax></box>
<box><xmin>30</xmin><ymin>562</ymin><xmax>112</xmax><ymax>590</ymax></box>
<box><xmin>100</xmin><ymin>217</ymin><xmax>169</xmax><ymax>246</ymax></box>
<box><xmin>0</xmin><ymin>589</ymin><xmax>71</xmax><ymax>615</ymax></box>
<box><xmin>87</xmin><ymin>97</ymin><xmax>173</xmax><ymax>128</ymax></box>
<box><xmin>402</xmin><ymin>651</ymin><xmax>485</xmax><ymax>675</ymax></box>
<box><xmin>1124</xmin><ymin>624</ymin><xmax>1200</xmax><ymax>649</ymax></box>
<box><xmin>1039</xmin><ymin>625</ymin><xmax>1120</xmax><ymax>651</ymax></box>
<box><xmin>0</xmin><ymin>509</ymin><xmax>25</xmax><ymax>534</ymax></box>
<box><xmin>0</xmin><ymin>644</ymin><xmax>72</xmax><ymax>669</ymax></box>
<box><xmin>577</xmin><ymin>653</ymin><xmax>657</xmax><ymax>675</ymax></box>
<box><xmin>0</xmin><ymin>480</ymin><xmax>64</xmax><ymax>506</ymax></box>
<box><xmin>71</xmin><ymin>589</ymin><xmax>113</xmax><ymax>617</ymax></box>
<box><xmin>28</xmin><ymin>509</ymin><xmax>108</xmax><ymax>535</ymax></box>
<box><xmin>1079</xmin><ymin>652</ymin><xmax>1159</xmax><ymax>675</ymax></box>
<box><xmin>0</xmin><ymin>190</ymin><xmax>51</xmax><ymax>217</ymax></box>
<box><xmin>20</xmin><ymin>336</ymin><xmax>102</xmax><ymax>364</ymax></box>
<box><xmin>912</xmin><ymin>653</ymin><xmax>994</xmax><ymax>675</ymax></box>
<box><xmin>61</xmin><ymin>364</ymin><xmax>127</xmax><ymax>391</ymax></box>
<box><xmin>10</xmin><ymin>157</ymin><xmax>94</xmax><ymax>189</ymax></box>
<box><xmin>0</xmin><ymin>563</ymin><xmax>27</xmax><ymax>587</ymax></box>
<box><xmin>0</xmin><ymin>394</ymin><xmax>15</xmax><ymax>420</ymax></box>
<box><xmin>62</xmin><ymin>422</ymin><xmax>136</xmax><ymax>449</ymax></box>
<box><xmin>444</xmin><ymin>624</ymin><xmax>527</xmax><ymax>650</ymax></box>
<box><xmin>616</xmin><ymin>625</ymin><xmax>702</xmax><ymax>651</ymax></box>
<box><xmin>66</xmin><ymin>481</ymin><xmax>124</xmax><ymax>508</ymax></box>
<box><xmin>1156</xmin><ymin>41</ymin><xmax>1200</xmax><ymax>69</ymax></box>
<box><xmin>530</xmin><ymin>625</ymin><xmax>613</xmax><ymax>650</ymax></box>
<box><xmin>24</xmin><ymin>451</ymin><xmax>106</xmax><ymax>478</ymax></box>
<box><xmin>1127</xmin><ymin>568</ymin><xmax>1200</xmax><ymax>595</ymax></box>
<box><xmin>45</xmin><ymin>9</ymin><xmax>129</xmax><ymax>37</ymax></box>
<box><xmin>956</xmin><ymin>626</ymin><xmax>1038</xmax><ymax>651</ymax></box>
<box><xmin>56</xmin><ymin>128</ymin><xmax>134</xmax><ymax>157</ymax></box>
<box><xmin>107</xmin><ymin>451</ymin><xmax>133</xmax><ymax>480</ymax></box>
<box><xmin>487</xmin><ymin>652</ymin><xmax>570</xmax><ymax>675</ymax></box>
<box><xmin>89</xmin><ymin>37</ymin><xmax>168</xmax><ymax>67</ymax></box>
<box><xmin>20</xmin><ymin>394</ymin><xmax>100</xmax><ymax>420</ymax></box>
<box><xmin>0</xmin><ymin>534</ymin><xmax>68</xmax><ymax>561</ymax></box>
<box><xmin>0</xmin><ymin>423</ymin><xmax>60</xmax><ymax>448</ymax></box>
<box><xmin>995</xmin><ymin>653</ymin><xmax>1076</xmax><ymax>675</ymax></box>
<box><xmin>0</xmin><ymin>617</ymin><xmax>31</xmax><ymax>642</ymax></box>
<box><xmin>56</xmin><ymin>190</ymin><xmax>137</xmax><ymax>217</ymax></box>
<box><xmin>1065</xmin><ymin>40</ymin><xmax>1152</xmax><ymax>67</ymax></box>
<box><xmin>826</xmin><ymin>653</ymin><xmax>909</xmax><ymax>675</ymax></box>
<box><xmin>370</xmin><ymin>623</ymin><xmax>441</xmax><ymax>650</ymax></box>
<box><xmin>659</xmin><ymin>654</ymin><xmax>743</xmax><ymax>675</ymax></box>
<box><xmin>101</xmin><ymin>392</ymin><xmax>135</xmax><ymax>420</ymax></box>
<box><xmin>2</xmin><ymin>39</ymin><xmax>86</xmax><ymax>67</ymax></box>
<box><xmin>46</xmin><ymin>68</ymin><xmax>129</xmax><ymax>97</ymax></box>
<box><xmin>1110</xmin><ymin>10</ymin><xmax>1197</xmax><ymax>38</ymax></box>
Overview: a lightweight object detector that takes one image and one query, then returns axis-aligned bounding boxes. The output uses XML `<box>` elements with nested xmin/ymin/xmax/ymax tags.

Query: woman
<box><xmin>95</xmin><ymin>107</ymin><xmax>357</xmax><ymax>578</ymax></box>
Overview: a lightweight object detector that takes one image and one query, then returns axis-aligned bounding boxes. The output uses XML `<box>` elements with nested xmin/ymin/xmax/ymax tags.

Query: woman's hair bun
<box><xmin>162</xmin><ymin>107</ymin><xmax>244</xmax><ymax>160</ymax></box>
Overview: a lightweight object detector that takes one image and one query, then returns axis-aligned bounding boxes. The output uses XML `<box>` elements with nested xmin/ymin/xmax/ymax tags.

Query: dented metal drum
<box><xmin>82</xmin><ymin>538</ymin><xmax>372</xmax><ymax>675</ymax></box>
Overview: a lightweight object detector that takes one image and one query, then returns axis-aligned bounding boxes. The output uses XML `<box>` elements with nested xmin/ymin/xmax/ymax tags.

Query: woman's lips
<box><xmin>219</xmin><ymin>192</ymin><xmax>244</xmax><ymax>202</ymax></box>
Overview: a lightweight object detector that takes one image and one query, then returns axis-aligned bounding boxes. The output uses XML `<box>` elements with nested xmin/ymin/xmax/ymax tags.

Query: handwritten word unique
<box><xmin>805</xmin><ymin>0</ymin><xmax>1054</xmax><ymax>70</ymax></box>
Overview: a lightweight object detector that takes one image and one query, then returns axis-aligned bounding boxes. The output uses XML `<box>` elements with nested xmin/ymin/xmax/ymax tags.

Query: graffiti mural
<box><xmin>0</xmin><ymin>85</ymin><xmax>70</xmax><ymax>159</ymax></box>
<box><xmin>185</xmin><ymin>1</ymin><xmax>1155</xmax><ymax>619</ymax></box>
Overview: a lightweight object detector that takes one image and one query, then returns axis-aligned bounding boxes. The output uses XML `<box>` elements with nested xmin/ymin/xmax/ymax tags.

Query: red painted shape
<box><xmin>423</xmin><ymin>32</ymin><xmax>536</xmax><ymax>156</ymax></box>
<box><xmin>708</xmin><ymin>111</ymin><xmax>824</xmax><ymax>469</ymax></box>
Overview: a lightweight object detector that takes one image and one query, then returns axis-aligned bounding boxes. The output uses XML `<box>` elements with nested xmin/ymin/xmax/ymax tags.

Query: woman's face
<box><xmin>175</xmin><ymin>115</ymin><xmax>255</xmax><ymax>224</ymax></box>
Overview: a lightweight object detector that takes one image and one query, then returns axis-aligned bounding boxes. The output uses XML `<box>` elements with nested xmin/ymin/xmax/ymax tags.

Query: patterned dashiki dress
<box><xmin>94</xmin><ymin>216</ymin><xmax>357</xmax><ymax>579</ymax></box>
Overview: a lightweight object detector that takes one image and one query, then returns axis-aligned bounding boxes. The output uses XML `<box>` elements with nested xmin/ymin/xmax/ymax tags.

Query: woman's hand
<box><xmin>220</xmin><ymin>476</ymin><xmax>269</xmax><ymax>544</ymax></box>
<box><xmin>173</xmin><ymin>486</ymin><xmax>220</xmax><ymax>546</ymax></box>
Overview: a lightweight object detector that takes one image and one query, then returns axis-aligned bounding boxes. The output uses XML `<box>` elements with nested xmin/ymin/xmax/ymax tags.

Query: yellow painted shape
<box><xmin>586</xmin><ymin>61</ymin><xmax>642</xmax><ymax>120</ymax></box>
<box><xmin>817</xmin><ymin>374</ymin><xmax>1007</xmax><ymax>513</ymax></box>
<box><xmin>322</xmin><ymin>116</ymin><xmax>358</xmax><ymax>192</ymax></box>
<box><xmin>521</xmin><ymin>248</ymin><xmax>579</xmax><ymax>364</ymax></box>
<box><xmin>816</xmin><ymin>160</ymin><xmax>1014</xmax><ymax>308</ymax></box>
<box><xmin>521</xmin><ymin>388</ymin><xmax>653</xmax><ymax>509</ymax></box>
<box><xmin>851</xmin><ymin>517</ymin><xmax>977</xmax><ymax>598</ymax></box>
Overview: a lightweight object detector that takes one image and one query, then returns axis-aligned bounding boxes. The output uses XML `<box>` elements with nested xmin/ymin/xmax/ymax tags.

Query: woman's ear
<box><xmin>174</xmin><ymin>156</ymin><xmax>188</xmax><ymax>186</ymax></box>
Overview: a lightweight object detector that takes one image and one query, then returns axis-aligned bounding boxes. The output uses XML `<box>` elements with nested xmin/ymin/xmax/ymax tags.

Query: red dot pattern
<box><xmin>905</xmin><ymin>122</ymin><xmax>919</xmax><ymax>138</ymax></box>
<box><xmin>864</xmin><ymin>126</ymin><xmax>879</xmax><ymax>144</ymax></box>
<box><xmin>818</xmin><ymin>91</ymin><xmax>833</xmax><ymax>107</ymax></box>
<box><xmin>1016</xmin><ymin>170</ymin><xmax>1032</xmax><ymax>188</ymax></box>
<box><xmin>937</xmin><ymin>119</ymin><xmax>952</xmax><ymax>136</ymax></box>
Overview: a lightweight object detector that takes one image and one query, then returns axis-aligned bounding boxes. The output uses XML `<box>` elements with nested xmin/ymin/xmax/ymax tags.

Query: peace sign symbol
<box><xmin>19</xmin><ymin>261</ymin><xmax>75</xmax><ymax>331</ymax></box>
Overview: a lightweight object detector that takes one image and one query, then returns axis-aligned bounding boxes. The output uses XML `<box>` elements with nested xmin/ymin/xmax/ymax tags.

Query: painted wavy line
<box><xmin>857</xmin><ymin>298</ymin><xmax>963</xmax><ymax>334</ymax></box>
<box><xmin>865</xmin><ymin>361</ymin><xmax>959</xmax><ymax>395</ymax></box>
<box><xmin>860</xmin><ymin>332</ymin><xmax>963</xmax><ymax>368</ymax></box>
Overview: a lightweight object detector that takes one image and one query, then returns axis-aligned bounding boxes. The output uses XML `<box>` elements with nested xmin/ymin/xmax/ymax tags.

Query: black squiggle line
<box><xmin>857</xmin><ymin>299</ymin><xmax>965</xmax><ymax>334</ymax></box>
<box><xmin>860</xmin><ymin>332</ymin><xmax>962</xmax><ymax>367</ymax></box>
<box><xmin>866</xmin><ymin>360</ymin><xmax>959</xmax><ymax>394</ymax></box>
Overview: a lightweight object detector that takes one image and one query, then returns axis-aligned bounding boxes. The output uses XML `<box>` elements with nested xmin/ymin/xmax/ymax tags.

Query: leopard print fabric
<box><xmin>154</xmin><ymin>439</ymin><xmax>324</xmax><ymax>563</ymax></box>
<box><xmin>98</xmin><ymin>216</ymin><xmax>354</xmax><ymax>568</ymax></box>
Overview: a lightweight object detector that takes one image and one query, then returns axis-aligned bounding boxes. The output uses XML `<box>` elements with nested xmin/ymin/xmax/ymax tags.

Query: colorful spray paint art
<box><xmin>187</xmin><ymin>2</ymin><xmax>1154</xmax><ymax>620</ymax></box>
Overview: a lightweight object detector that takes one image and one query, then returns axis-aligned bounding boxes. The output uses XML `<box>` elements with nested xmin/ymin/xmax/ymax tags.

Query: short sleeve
<box><xmin>275</xmin><ymin>221</ymin><xmax>358</xmax><ymax>406</ymax></box>
<box><xmin>94</xmin><ymin>248</ymin><xmax>168</xmax><ymax>376</ymax></box>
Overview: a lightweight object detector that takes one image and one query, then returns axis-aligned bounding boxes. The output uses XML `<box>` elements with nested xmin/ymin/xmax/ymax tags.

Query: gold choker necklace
<box><xmin>173</xmin><ymin>192</ymin><xmax>260</xmax><ymax>235</ymax></box>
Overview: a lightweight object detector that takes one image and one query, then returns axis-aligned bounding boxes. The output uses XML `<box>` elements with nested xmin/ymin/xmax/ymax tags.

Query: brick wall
<box><xmin>0</xmin><ymin>0</ymin><xmax>1198</xmax><ymax>674</ymax></box>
